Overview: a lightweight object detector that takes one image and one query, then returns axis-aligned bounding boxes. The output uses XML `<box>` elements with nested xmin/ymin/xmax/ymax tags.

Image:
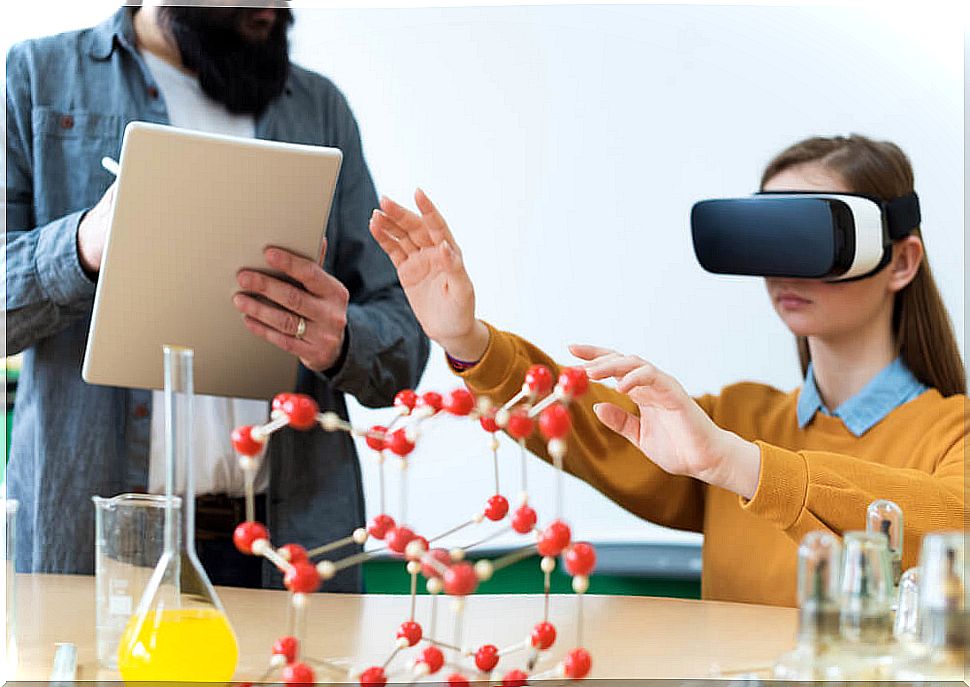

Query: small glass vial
<box><xmin>772</xmin><ymin>532</ymin><xmax>843</xmax><ymax>680</ymax></box>
<box><xmin>894</xmin><ymin>532</ymin><xmax>966</xmax><ymax>681</ymax></box>
<box><xmin>866</xmin><ymin>499</ymin><xmax>903</xmax><ymax>588</ymax></box>
<box><xmin>828</xmin><ymin>531</ymin><xmax>895</xmax><ymax>679</ymax></box>
<box><xmin>893</xmin><ymin>567</ymin><xmax>920</xmax><ymax>645</ymax></box>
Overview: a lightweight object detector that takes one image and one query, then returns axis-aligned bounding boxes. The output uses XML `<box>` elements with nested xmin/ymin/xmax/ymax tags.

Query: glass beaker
<box><xmin>92</xmin><ymin>493</ymin><xmax>180</xmax><ymax>669</ymax></box>
<box><xmin>117</xmin><ymin>345</ymin><xmax>239</xmax><ymax>681</ymax></box>
<box><xmin>4</xmin><ymin>499</ymin><xmax>18</xmax><ymax>679</ymax></box>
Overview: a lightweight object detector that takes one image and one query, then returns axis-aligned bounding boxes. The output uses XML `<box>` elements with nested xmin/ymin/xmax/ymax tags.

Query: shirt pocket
<box><xmin>31</xmin><ymin>107</ymin><xmax>127</xmax><ymax>223</ymax></box>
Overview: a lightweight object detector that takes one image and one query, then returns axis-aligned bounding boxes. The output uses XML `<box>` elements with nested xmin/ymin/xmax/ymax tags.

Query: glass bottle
<box><xmin>894</xmin><ymin>532</ymin><xmax>966</xmax><ymax>681</ymax></box>
<box><xmin>772</xmin><ymin>531</ymin><xmax>843</xmax><ymax>679</ymax></box>
<box><xmin>866</xmin><ymin>499</ymin><xmax>903</xmax><ymax>589</ymax></box>
<box><xmin>117</xmin><ymin>345</ymin><xmax>239</xmax><ymax>681</ymax></box>
<box><xmin>829</xmin><ymin>531</ymin><xmax>895</xmax><ymax>679</ymax></box>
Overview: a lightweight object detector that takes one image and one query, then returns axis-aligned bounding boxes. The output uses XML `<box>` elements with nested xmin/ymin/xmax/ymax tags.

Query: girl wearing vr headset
<box><xmin>369</xmin><ymin>134</ymin><xmax>964</xmax><ymax>608</ymax></box>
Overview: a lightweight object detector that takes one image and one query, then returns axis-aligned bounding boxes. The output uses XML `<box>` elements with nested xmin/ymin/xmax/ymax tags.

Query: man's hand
<box><xmin>77</xmin><ymin>183</ymin><xmax>117</xmax><ymax>274</ymax></box>
<box><xmin>233</xmin><ymin>243</ymin><xmax>350</xmax><ymax>373</ymax></box>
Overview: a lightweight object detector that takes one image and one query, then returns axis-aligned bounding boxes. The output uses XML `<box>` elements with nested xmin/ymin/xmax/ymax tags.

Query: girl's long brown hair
<box><xmin>760</xmin><ymin>134</ymin><xmax>965</xmax><ymax>396</ymax></box>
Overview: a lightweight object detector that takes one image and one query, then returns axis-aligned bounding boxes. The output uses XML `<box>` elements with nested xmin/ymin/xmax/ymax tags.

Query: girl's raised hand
<box><xmin>370</xmin><ymin>189</ymin><xmax>488</xmax><ymax>361</ymax></box>
<box><xmin>570</xmin><ymin>344</ymin><xmax>760</xmax><ymax>498</ymax></box>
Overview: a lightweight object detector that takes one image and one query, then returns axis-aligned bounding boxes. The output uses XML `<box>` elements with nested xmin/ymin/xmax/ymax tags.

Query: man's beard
<box><xmin>159</xmin><ymin>7</ymin><xmax>294</xmax><ymax>115</ymax></box>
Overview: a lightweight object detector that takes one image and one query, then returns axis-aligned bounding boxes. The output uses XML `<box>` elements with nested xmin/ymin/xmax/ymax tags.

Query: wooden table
<box><xmin>11</xmin><ymin>574</ymin><xmax>797</xmax><ymax>681</ymax></box>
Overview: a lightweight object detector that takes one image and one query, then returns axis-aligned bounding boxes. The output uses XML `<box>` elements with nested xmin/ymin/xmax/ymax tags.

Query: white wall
<box><xmin>4</xmin><ymin>3</ymin><xmax>964</xmax><ymax>550</ymax></box>
<box><xmin>285</xmin><ymin>4</ymin><xmax>964</xmax><ymax>549</ymax></box>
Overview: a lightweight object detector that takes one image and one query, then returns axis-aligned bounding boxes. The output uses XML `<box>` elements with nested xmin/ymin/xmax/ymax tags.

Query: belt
<box><xmin>195</xmin><ymin>493</ymin><xmax>267</xmax><ymax>541</ymax></box>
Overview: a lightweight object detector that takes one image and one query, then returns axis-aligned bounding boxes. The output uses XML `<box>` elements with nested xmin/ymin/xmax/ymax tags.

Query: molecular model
<box><xmin>229</xmin><ymin>364</ymin><xmax>596</xmax><ymax>685</ymax></box>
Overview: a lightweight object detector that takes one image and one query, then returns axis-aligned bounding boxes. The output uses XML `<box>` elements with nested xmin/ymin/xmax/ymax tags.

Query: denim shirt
<box><xmin>797</xmin><ymin>358</ymin><xmax>928</xmax><ymax>436</ymax></box>
<box><xmin>5</xmin><ymin>8</ymin><xmax>430</xmax><ymax>589</ymax></box>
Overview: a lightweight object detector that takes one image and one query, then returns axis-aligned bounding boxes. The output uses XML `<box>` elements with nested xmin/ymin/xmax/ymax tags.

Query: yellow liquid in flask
<box><xmin>117</xmin><ymin>608</ymin><xmax>239</xmax><ymax>682</ymax></box>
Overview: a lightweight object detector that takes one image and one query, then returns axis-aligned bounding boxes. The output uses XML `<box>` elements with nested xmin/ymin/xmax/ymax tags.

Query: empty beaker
<box><xmin>93</xmin><ymin>493</ymin><xmax>180</xmax><ymax>669</ymax></box>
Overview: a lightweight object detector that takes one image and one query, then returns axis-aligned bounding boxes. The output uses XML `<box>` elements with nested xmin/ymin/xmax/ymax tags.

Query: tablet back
<box><xmin>82</xmin><ymin>121</ymin><xmax>343</xmax><ymax>399</ymax></box>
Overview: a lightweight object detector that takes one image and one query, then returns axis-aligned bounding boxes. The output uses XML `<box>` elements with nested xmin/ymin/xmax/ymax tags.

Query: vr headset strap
<box><xmin>884</xmin><ymin>191</ymin><xmax>921</xmax><ymax>239</ymax></box>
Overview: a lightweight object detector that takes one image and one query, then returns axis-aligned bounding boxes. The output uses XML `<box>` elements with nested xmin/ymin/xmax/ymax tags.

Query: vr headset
<box><xmin>690</xmin><ymin>191</ymin><xmax>921</xmax><ymax>281</ymax></box>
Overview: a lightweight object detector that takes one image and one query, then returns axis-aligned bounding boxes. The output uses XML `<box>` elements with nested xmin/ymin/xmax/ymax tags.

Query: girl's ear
<box><xmin>887</xmin><ymin>235</ymin><xmax>924</xmax><ymax>293</ymax></box>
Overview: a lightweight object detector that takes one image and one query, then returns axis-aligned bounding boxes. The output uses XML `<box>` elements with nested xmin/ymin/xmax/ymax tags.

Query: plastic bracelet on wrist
<box><xmin>446</xmin><ymin>351</ymin><xmax>480</xmax><ymax>371</ymax></box>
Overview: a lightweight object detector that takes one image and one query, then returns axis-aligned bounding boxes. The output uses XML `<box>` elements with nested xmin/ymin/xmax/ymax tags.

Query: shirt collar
<box><xmin>89</xmin><ymin>6</ymin><xmax>138</xmax><ymax>61</ymax></box>
<box><xmin>797</xmin><ymin>357</ymin><xmax>928</xmax><ymax>436</ymax></box>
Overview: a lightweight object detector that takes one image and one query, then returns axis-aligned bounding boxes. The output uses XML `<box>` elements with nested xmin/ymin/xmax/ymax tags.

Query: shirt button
<box><xmin>147</xmin><ymin>86</ymin><xmax>159</xmax><ymax>99</ymax></box>
<box><xmin>59</xmin><ymin>114</ymin><xmax>74</xmax><ymax>129</ymax></box>
<box><xmin>133</xmin><ymin>404</ymin><xmax>149</xmax><ymax>418</ymax></box>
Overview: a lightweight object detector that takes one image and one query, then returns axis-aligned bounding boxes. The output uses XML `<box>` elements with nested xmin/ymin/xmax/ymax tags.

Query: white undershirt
<box><xmin>142</xmin><ymin>49</ymin><xmax>270</xmax><ymax>496</ymax></box>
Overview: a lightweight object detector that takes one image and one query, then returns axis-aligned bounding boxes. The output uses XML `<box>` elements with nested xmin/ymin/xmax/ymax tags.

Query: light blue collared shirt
<box><xmin>797</xmin><ymin>358</ymin><xmax>928</xmax><ymax>437</ymax></box>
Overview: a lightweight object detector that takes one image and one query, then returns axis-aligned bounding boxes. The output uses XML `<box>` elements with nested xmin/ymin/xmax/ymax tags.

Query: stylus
<box><xmin>101</xmin><ymin>156</ymin><xmax>120</xmax><ymax>177</ymax></box>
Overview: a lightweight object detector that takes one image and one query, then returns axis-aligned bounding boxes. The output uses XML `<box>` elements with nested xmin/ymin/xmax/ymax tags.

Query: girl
<box><xmin>369</xmin><ymin>135</ymin><xmax>966</xmax><ymax>607</ymax></box>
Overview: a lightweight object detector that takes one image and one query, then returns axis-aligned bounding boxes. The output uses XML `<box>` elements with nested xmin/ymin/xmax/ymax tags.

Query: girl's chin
<box><xmin>777</xmin><ymin>313</ymin><xmax>822</xmax><ymax>338</ymax></box>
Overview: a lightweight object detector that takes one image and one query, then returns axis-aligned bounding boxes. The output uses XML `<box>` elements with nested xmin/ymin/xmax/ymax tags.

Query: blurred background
<box><xmin>3</xmin><ymin>2</ymin><xmax>965</xmax><ymax>597</ymax></box>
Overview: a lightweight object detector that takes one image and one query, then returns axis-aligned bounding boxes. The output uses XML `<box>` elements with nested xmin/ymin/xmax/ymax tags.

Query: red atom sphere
<box><xmin>365</xmin><ymin>425</ymin><xmax>387</xmax><ymax>452</ymax></box>
<box><xmin>421</xmin><ymin>548</ymin><xmax>452</xmax><ymax>579</ymax></box>
<box><xmin>531</xmin><ymin>621</ymin><xmax>557</xmax><ymax>650</ymax></box>
<box><xmin>386</xmin><ymin>526</ymin><xmax>417</xmax><ymax>554</ymax></box>
<box><xmin>358</xmin><ymin>667</ymin><xmax>387</xmax><ymax>687</ymax></box>
<box><xmin>484</xmin><ymin>494</ymin><xmax>510</xmax><ymax>521</ymax></box>
<box><xmin>417</xmin><ymin>391</ymin><xmax>443</xmax><ymax>413</ymax></box>
<box><xmin>231</xmin><ymin>425</ymin><xmax>264</xmax><ymax>456</ymax></box>
<box><xmin>565</xmin><ymin>542</ymin><xmax>597</xmax><ymax>576</ymax></box>
<box><xmin>444</xmin><ymin>388</ymin><xmax>475</xmax><ymax>416</ymax></box>
<box><xmin>272</xmin><ymin>392</ymin><xmax>297</xmax><ymax>413</ymax></box>
<box><xmin>538</xmin><ymin>404</ymin><xmax>571</xmax><ymax>441</ymax></box>
<box><xmin>525</xmin><ymin>364</ymin><xmax>554</xmax><ymax>396</ymax></box>
<box><xmin>406</xmin><ymin>536</ymin><xmax>429</xmax><ymax>561</ymax></box>
<box><xmin>418</xmin><ymin>646</ymin><xmax>445</xmax><ymax>674</ymax></box>
<box><xmin>281</xmin><ymin>394</ymin><xmax>319</xmax><ymax>430</ymax></box>
<box><xmin>232</xmin><ymin>521</ymin><xmax>269</xmax><ymax>555</ymax></box>
<box><xmin>475</xmin><ymin>644</ymin><xmax>500</xmax><ymax>672</ymax></box>
<box><xmin>396</xmin><ymin>620</ymin><xmax>423</xmax><ymax>647</ymax></box>
<box><xmin>502</xmin><ymin>669</ymin><xmax>529</xmax><ymax>687</ymax></box>
<box><xmin>447</xmin><ymin>673</ymin><xmax>470</xmax><ymax>687</ymax></box>
<box><xmin>279</xmin><ymin>543</ymin><xmax>309</xmax><ymax>564</ymax></box>
<box><xmin>558</xmin><ymin>367</ymin><xmax>589</xmax><ymax>398</ymax></box>
<box><xmin>394</xmin><ymin>389</ymin><xmax>419</xmax><ymax>413</ymax></box>
<box><xmin>387</xmin><ymin>428</ymin><xmax>415</xmax><ymax>457</ymax></box>
<box><xmin>479</xmin><ymin>412</ymin><xmax>499</xmax><ymax>433</ymax></box>
<box><xmin>537</xmin><ymin>520</ymin><xmax>572</xmax><ymax>557</ymax></box>
<box><xmin>272</xmin><ymin>635</ymin><xmax>299</xmax><ymax>664</ymax></box>
<box><xmin>367</xmin><ymin>514</ymin><xmax>395</xmax><ymax>540</ymax></box>
<box><xmin>282</xmin><ymin>662</ymin><xmax>315</xmax><ymax>686</ymax></box>
<box><xmin>511</xmin><ymin>505</ymin><xmax>538</xmax><ymax>534</ymax></box>
<box><xmin>506</xmin><ymin>409</ymin><xmax>534</xmax><ymax>441</ymax></box>
<box><xmin>443</xmin><ymin>562</ymin><xmax>478</xmax><ymax>596</ymax></box>
<box><xmin>563</xmin><ymin>648</ymin><xmax>592</xmax><ymax>679</ymax></box>
<box><xmin>284</xmin><ymin>561</ymin><xmax>321</xmax><ymax>594</ymax></box>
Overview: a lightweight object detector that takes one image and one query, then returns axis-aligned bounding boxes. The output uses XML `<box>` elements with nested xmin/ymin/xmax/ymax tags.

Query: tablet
<box><xmin>82</xmin><ymin>121</ymin><xmax>343</xmax><ymax>399</ymax></box>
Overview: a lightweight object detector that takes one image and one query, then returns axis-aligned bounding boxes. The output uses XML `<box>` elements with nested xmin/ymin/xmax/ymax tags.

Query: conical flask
<box><xmin>117</xmin><ymin>345</ymin><xmax>239</xmax><ymax>681</ymax></box>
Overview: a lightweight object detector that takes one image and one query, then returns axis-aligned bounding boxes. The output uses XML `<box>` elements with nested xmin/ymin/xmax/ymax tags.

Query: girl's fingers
<box><xmin>379</xmin><ymin>195</ymin><xmax>424</xmax><ymax>231</ymax></box>
<box><xmin>593</xmin><ymin>402</ymin><xmax>641</xmax><ymax>446</ymax></box>
<box><xmin>585</xmin><ymin>354</ymin><xmax>648</xmax><ymax>382</ymax></box>
<box><xmin>372</xmin><ymin>210</ymin><xmax>421</xmax><ymax>255</ymax></box>
<box><xmin>569</xmin><ymin>343</ymin><xmax>616</xmax><ymax>361</ymax></box>
<box><xmin>414</xmin><ymin>188</ymin><xmax>460</xmax><ymax>249</ymax></box>
<box><xmin>616</xmin><ymin>362</ymin><xmax>676</xmax><ymax>397</ymax></box>
<box><xmin>369</xmin><ymin>220</ymin><xmax>407</xmax><ymax>268</ymax></box>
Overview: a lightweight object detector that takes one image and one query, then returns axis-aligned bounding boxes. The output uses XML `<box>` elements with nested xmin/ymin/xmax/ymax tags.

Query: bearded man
<box><xmin>5</xmin><ymin>3</ymin><xmax>430</xmax><ymax>590</ymax></box>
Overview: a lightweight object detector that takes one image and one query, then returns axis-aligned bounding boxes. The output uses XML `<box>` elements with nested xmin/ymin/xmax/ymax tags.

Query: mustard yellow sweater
<box><xmin>455</xmin><ymin>324</ymin><xmax>967</xmax><ymax>607</ymax></box>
